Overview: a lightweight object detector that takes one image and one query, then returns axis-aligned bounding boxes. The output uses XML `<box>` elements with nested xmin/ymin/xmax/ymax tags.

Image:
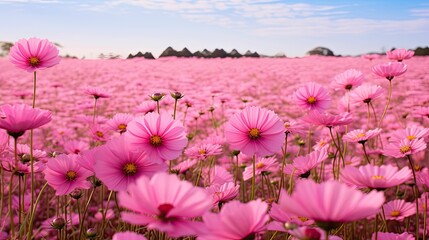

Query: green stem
<box><xmin>78</xmin><ymin>187</ymin><xmax>96</xmax><ymax>239</ymax></box>
<box><xmin>277</xmin><ymin>133</ymin><xmax>288</xmax><ymax>202</ymax></box>
<box><xmin>250</xmin><ymin>155</ymin><xmax>256</xmax><ymax>200</ymax></box>
<box><xmin>407</xmin><ymin>155</ymin><xmax>420</xmax><ymax>240</ymax></box>
<box><xmin>361</xmin><ymin>143</ymin><xmax>371</xmax><ymax>164</ymax></box>
<box><xmin>379</xmin><ymin>80</ymin><xmax>392</xmax><ymax>127</ymax></box>
<box><xmin>92</xmin><ymin>98</ymin><xmax>98</xmax><ymax>124</ymax></box>
<box><xmin>328</xmin><ymin>127</ymin><xmax>345</xmax><ymax>166</ymax></box>
<box><xmin>173</xmin><ymin>99</ymin><xmax>178</xmax><ymax>119</ymax></box>
<box><xmin>9</xmin><ymin>173</ymin><xmax>15</xmax><ymax>239</ymax></box>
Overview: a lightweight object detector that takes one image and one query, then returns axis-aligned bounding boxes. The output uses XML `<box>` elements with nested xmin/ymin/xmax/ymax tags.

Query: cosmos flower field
<box><xmin>0</xmin><ymin>38</ymin><xmax>429</xmax><ymax>240</ymax></box>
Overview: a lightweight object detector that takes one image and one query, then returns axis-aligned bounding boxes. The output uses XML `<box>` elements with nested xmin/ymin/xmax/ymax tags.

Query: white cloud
<box><xmin>0</xmin><ymin>0</ymin><xmax>59</xmax><ymax>3</ymax></box>
<box><xmin>410</xmin><ymin>8</ymin><xmax>429</xmax><ymax>17</ymax></box>
<box><xmin>79</xmin><ymin>0</ymin><xmax>429</xmax><ymax>36</ymax></box>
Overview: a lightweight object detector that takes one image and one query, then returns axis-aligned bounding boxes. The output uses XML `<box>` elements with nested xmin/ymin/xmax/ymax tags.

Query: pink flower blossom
<box><xmin>301</xmin><ymin>111</ymin><xmax>353</xmax><ymax>128</ymax></box>
<box><xmin>112</xmin><ymin>232</ymin><xmax>147</xmax><ymax>240</ymax></box>
<box><xmin>278</xmin><ymin>179</ymin><xmax>385</xmax><ymax>229</ymax></box>
<box><xmin>340</xmin><ymin>164</ymin><xmax>412</xmax><ymax>190</ymax></box>
<box><xmin>118</xmin><ymin>172</ymin><xmax>211</xmax><ymax>237</ymax></box>
<box><xmin>125</xmin><ymin>112</ymin><xmax>187</xmax><ymax>162</ymax></box>
<box><xmin>331</xmin><ymin>69</ymin><xmax>364</xmax><ymax>91</ymax></box>
<box><xmin>198</xmin><ymin>199</ymin><xmax>269</xmax><ymax>240</ymax></box>
<box><xmin>372</xmin><ymin>62</ymin><xmax>407</xmax><ymax>81</ymax></box>
<box><xmin>386</xmin><ymin>48</ymin><xmax>414</xmax><ymax>62</ymax></box>
<box><xmin>284</xmin><ymin>149</ymin><xmax>328</xmax><ymax>178</ymax></box>
<box><xmin>242</xmin><ymin>156</ymin><xmax>279</xmax><ymax>180</ymax></box>
<box><xmin>94</xmin><ymin>136</ymin><xmax>166</xmax><ymax>191</ymax></box>
<box><xmin>0</xmin><ymin>104</ymin><xmax>51</xmax><ymax>138</ymax></box>
<box><xmin>205</xmin><ymin>182</ymin><xmax>239</xmax><ymax>206</ymax></box>
<box><xmin>84</xmin><ymin>86</ymin><xmax>111</xmax><ymax>99</ymax></box>
<box><xmin>185</xmin><ymin>143</ymin><xmax>223</xmax><ymax>160</ymax></box>
<box><xmin>343</xmin><ymin>128</ymin><xmax>382</xmax><ymax>144</ymax></box>
<box><xmin>44</xmin><ymin>154</ymin><xmax>92</xmax><ymax>196</ymax></box>
<box><xmin>224</xmin><ymin>106</ymin><xmax>284</xmax><ymax>157</ymax></box>
<box><xmin>106</xmin><ymin>113</ymin><xmax>134</xmax><ymax>134</ymax></box>
<box><xmin>383</xmin><ymin>138</ymin><xmax>427</xmax><ymax>158</ymax></box>
<box><xmin>372</xmin><ymin>232</ymin><xmax>415</xmax><ymax>240</ymax></box>
<box><xmin>294</xmin><ymin>82</ymin><xmax>331</xmax><ymax>112</ymax></box>
<box><xmin>383</xmin><ymin>199</ymin><xmax>416</xmax><ymax>221</ymax></box>
<box><xmin>349</xmin><ymin>83</ymin><xmax>385</xmax><ymax>105</ymax></box>
<box><xmin>9</xmin><ymin>37</ymin><xmax>60</xmax><ymax>72</ymax></box>
<box><xmin>389</xmin><ymin>127</ymin><xmax>429</xmax><ymax>143</ymax></box>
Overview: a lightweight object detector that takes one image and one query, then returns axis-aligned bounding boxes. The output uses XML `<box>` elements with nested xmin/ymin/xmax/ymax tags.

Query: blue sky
<box><xmin>1</xmin><ymin>0</ymin><xmax>428</xmax><ymax>58</ymax></box>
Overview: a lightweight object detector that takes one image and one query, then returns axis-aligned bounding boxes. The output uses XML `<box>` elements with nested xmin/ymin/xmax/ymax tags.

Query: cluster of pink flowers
<box><xmin>0</xmin><ymin>37</ymin><xmax>428</xmax><ymax>240</ymax></box>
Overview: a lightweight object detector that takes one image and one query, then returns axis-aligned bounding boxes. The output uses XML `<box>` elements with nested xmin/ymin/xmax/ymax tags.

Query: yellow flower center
<box><xmin>307</xmin><ymin>96</ymin><xmax>317</xmax><ymax>104</ymax></box>
<box><xmin>150</xmin><ymin>135</ymin><xmax>162</xmax><ymax>146</ymax></box>
<box><xmin>356</xmin><ymin>133</ymin><xmax>366</xmax><ymax>138</ymax></box>
<box><xmin>371</xmin><ymin>175</ymin><xmax>386</xmax><ymax>180</ymax></box>
<box><xmin>407</xmin><ymin>135</ymin><xmax>416</xmax><ymax>141</ymax></box>
<box><xmin>390</xmin><ymin>210</ymin><xmax>401</xmax><ymax>217</ymax></box>
<box><xmin>298</xmin><ymin>216</ymin><xmax>309</xmax><ymax>222</ymax></box>
<box><xmin>123</xmin><ymin>163</ymin><xmax>137</xmax><ymax>176</ymax></box>
<box><xmin>249</xmin><ymin>128</ymin><xmax>261</xmax><ymax>139</ymax></box>
<box><xmin>198</xmin><ymin>149</ymin><xmax>207</xmax><ymax>155</ymax></box>
<box><xmin>400</xmin><ymin>145</ymin><xmax>411</xmax><ymax>154</ymax></box>
<box><xmin>256</xmin><ymin>162</ymin><xmax>265</xmax><ymax>169</ymax></box>
<box><xmin>29</xmin><ymin>56</ymin><xmax>40</xmax><ymax>67</ymax></box>
<box><xmin>66</xmin><ymin>170</ymin><xmax>77</xmax><ymax>181</ymax></box>
<box><xmin>118</xmin><ymin>124</ymin><xmax>127</xmax><ymax>132</ymax></box>
<box><xmin>96</xmin><ymin>131</ymin><xmax>104</xmax><ymax>138</ymax></box>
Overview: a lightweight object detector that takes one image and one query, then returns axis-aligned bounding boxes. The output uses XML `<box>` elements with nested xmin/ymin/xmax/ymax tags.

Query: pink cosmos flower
<box><xmin>301</xmin><ymin>111</ymin><xmax>353</xmax><ymax>128</ymax></box>
<box><xmin>340</xmin><ymin>164</ymin><xmax>412</xmax><ymax>190</ymax></box>
<box><xmin>389</xmin><ymin>127</ymin><xmax>429</xmax><ymax>143</ymax></box>
<box><xmin>172</xmin><ymin>159</ymin><xmax>197</xmax><ymax>174</ymax></box>
<box><xmin>343</xmin><ymin>128</ymin><xmax>382</xmax><ymax>144</ymax></box>
<box><xmin>372</xmin><ymin>62</ymin><xmax>407</xmax><ymax>81</ymax></box>
<box><xmin>63</xmin><ymin>140</ymin><xmax>89</xmax><ymax>154</ymax></box>
<box><xmin>9</xmin><ymin>37</ymin><xmax>60</xmax><ymax>72</ymax></box>
<box><xmin>106</xmin><ymin>113</ymin><xmax>134</xmax><ymax>134</ymax></box>
<box><xmin>44</xmin><ymin>154</ymin><xmax>92</xmax><ymax>196</ymax></box>
<box><xmin>383</xmin><ymin>199</ymin><xmax>416</xmax><ymax>221</ymax></box>
<box><xmin>84</xmin><ymin>86</ymin><xmax>111</xmax><ymax>99</ymax></box>
<box><xmin>198</xmin><ymin>199</ymin><xmax>269</xmax><ymax>240</ymax></box>
<box><xmin>284</xmin><ymin>149</ymin><xmax>328</xmax><ymax>178</ymax></box>
<box><xmin>203</xmin><ymin>165</ymin><xmax>233</xmax><ymax>186</ymax></box>
<box><xmin>278</xmin><ymin>179</ymin><xmax>385</xmax><ymax>230</ymax></box>
<box><xmin>386</xmin><ymin>48</ymin><xmax>414</xmax><ymax>62</ymax></box>
<box><xmin>0</xmin><ymin>104</ymin><xmax>52</xmax><ymax>138</ymax></box>
<box><xmin>383</xmin><ymin>138</ymin><xmax>427</xmax><ymax>158</ymax></box>
<box><xmin>134</xmin><ymin>101</ymin><xmax>157</xmax><ymax>115</ymax></box>
<box><xmin>90</xmin><ymin>124</ymin><xmax>111</xmax><ymax>142</ymax></box>
<box><xmin>269</xmin><ymin>189</ymin><xmax>315</xmax><ymax>231</ymax></box>
<box><xmin>294</xmin><ymin>82</ymin><xmax>331</xmax><ymax>112</ymax></box>
<box><xmin>288</xmin><ymin>226</ymin><xmax>341</xmax><ymax>240</ymax></box>
<box><xmin>331</xmin><ymin>69</ymin><xmax>364</xmax><ymax>91</ymax></box>
<box><xmin>185</xmin><ymin>143</ymin><xmax>223</xmax><ymax>161</ymax></box>
<box><xmin>242</xmin><ymin>156</ymin><xmax>279</xmax><ymax>180</ymax></box>
<box><xmin>372</xmin><ymin>232</ymin><xmax>415</xmax><ymax>240</ymax></box>
<box><xmin>349</xmin><ymin>83</ymin><xmax>385</xmax><ymax>105</ymax></box>
<box><xmin>118</xmin><ymin>172</ymin><xmax>211</xmax><ymax>237</ymax></box>
<box><xmin>205</xmin><ymin>182</ymin><xmax>239</xmax><ymax>207</ymax></box>
<box><xmin>284</xmin><ymin>119</ymin><xmax>307</xmax><ymax>135</ymax></box>
<box><xmin>224</xmin><ymin>106</ymin><xmax>284</xmax><ymax>157</ymax></box>
<box><xmin>112</xmin><ymin>232</ymin><xmax>147</xmax><ymax>240</ymax></box>
<box><xmin>76</xmin><ymin>146</ymin><xmax>103</xmax><ymax>173</ymax></box>
<box><xmin>94</xmin><ymin>136</ymin><xmax>166</xmax><ymax>191</ymax></box>
<box><xmin>125</xmin><ymin>112</ymin><xmax>187</xmax><ymax>162</ymax></box>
